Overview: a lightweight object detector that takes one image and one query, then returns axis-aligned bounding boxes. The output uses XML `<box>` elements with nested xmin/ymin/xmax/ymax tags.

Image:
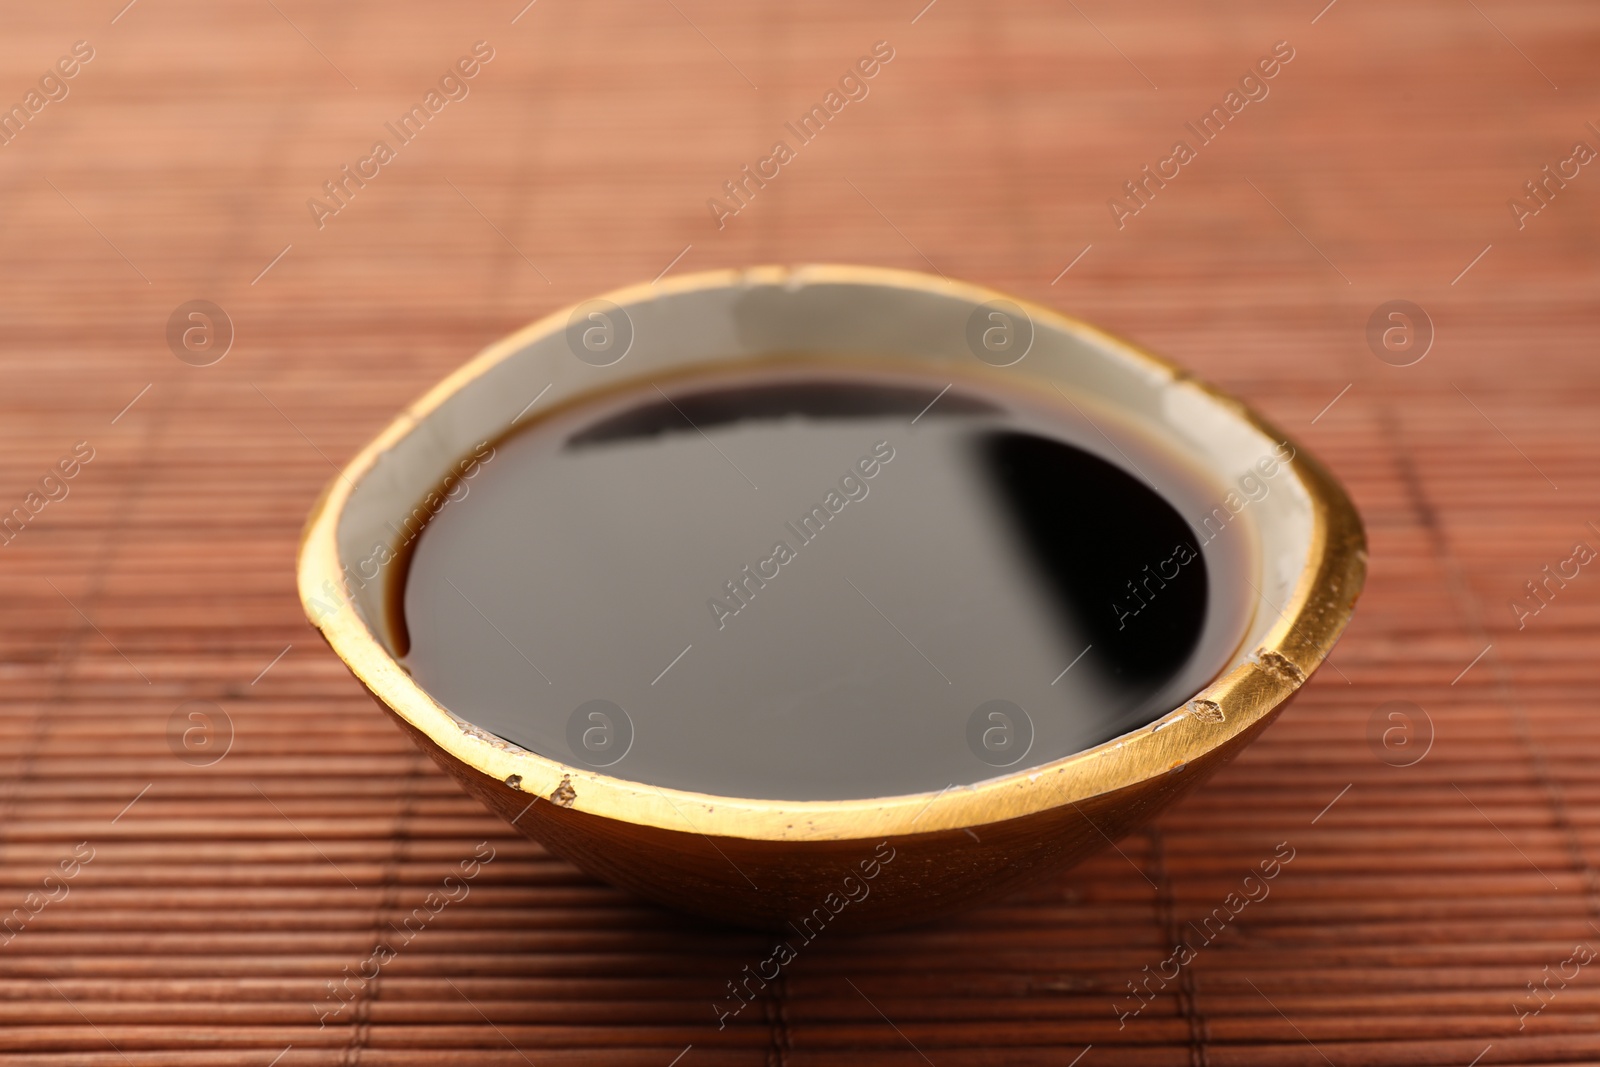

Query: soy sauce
<box><xmin>397</xmin><ymin>367</ymin><xmax>1252</xmax><ymax>800</ymax></box>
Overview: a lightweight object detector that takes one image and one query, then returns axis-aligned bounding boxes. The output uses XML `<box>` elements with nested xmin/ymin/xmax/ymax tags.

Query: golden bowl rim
<box><xmin>296</xmin><ymin>263</ymin><xmax>1366</xmax><ymax>844</ymax></box>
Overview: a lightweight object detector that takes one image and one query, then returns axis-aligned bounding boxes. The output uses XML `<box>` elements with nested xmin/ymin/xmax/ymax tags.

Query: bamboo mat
<box><xmin>2</xmin><ymin>0</ymin><xmax>1599</xmax><ymax>1063</ymax></box>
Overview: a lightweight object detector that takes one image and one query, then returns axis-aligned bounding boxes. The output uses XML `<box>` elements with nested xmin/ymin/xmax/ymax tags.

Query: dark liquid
<box><xmin>397</xmin><ymin>367</ymin><xmax>1252</xmax><ymax>801</ymax></box>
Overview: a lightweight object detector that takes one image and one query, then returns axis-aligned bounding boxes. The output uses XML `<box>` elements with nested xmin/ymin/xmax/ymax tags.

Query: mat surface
<box><xmin>2</xmin><ymin>0</ymin><xmax>1598</xmax><ymax>1063</ymax></box>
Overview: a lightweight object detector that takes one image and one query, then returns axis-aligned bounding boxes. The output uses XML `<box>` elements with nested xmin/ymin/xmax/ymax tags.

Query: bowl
<box><xmin>297</xmin><ymin>265</ymin><xmax>1364</xmax><ymax>931</ymax></box>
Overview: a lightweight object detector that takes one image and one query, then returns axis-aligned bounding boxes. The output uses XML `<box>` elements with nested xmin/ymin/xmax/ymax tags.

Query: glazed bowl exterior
<box><xmin>297</xmin><ymin>265</ymin><xmax>1365</xmax><ymax>931</ymax></box>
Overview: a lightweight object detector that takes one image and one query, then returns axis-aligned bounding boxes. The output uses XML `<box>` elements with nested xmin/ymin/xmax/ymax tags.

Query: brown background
<box><xmin>2</xmin><ymin>0</ymin><xmax>1599</xmax><ymax>1063</ymax></box>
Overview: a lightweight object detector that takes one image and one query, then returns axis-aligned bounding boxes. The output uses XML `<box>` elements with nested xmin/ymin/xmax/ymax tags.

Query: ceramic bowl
<box><xmin>297</xmin><ymin>265</ymin><xmax>1364</xmax><ymax>930</ymax></box>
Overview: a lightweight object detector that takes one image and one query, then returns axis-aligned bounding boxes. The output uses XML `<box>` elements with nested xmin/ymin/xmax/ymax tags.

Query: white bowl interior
<box><xmin>332</xmin><ymin>268</ymin><xmax>1314</xmax><ymax>727</ymax></box>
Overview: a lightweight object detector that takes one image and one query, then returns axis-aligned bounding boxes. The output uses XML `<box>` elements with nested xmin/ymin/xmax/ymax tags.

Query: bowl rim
<box><xmin>297</xmin><ymin>264</ymin><xmax>1365</xmax><ymax>843</ymax></box>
